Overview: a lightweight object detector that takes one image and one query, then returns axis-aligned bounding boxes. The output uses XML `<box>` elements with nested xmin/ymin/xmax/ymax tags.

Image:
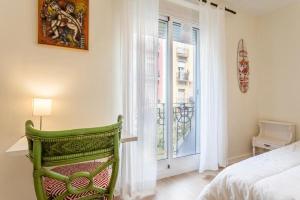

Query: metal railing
<box><xmin>157</xmin><ymin>103</ymin><xmax>166</xmax><ymax>159</ymax></box>
<box><xmin>177</xmin><ymin>71</ymin><xmax>189</xmax><ymax>82</ymax></box>
<box><xmin>176</xmin><ymin>47</ymin><xmax>189</xmax><ymax>58</ymax></box>
<box><xmin>157</xmin><ymin>103</ymin><xmax>195</xmax><ymax>159</ymax></box>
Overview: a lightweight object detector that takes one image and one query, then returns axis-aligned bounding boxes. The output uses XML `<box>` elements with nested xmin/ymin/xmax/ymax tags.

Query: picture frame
<box><xmin>38</xmin><ymin>0</ymin><xmax>89</xmax><ymax>50</ymax></box>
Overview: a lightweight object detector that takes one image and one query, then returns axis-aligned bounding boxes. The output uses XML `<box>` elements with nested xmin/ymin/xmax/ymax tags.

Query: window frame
<box><xmin>157</xmin><ymin>15</ymin><xmax>200</xmax><ymax>161</ymax></box>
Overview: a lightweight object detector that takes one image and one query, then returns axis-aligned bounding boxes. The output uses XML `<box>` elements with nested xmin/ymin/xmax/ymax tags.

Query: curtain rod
<box><xmin>201</xmin><ymin>0</ymin><xmax>237</xmax><ymax>15</ymax></box>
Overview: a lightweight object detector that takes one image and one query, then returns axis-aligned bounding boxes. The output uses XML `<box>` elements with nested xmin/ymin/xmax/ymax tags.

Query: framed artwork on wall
<box><xmin>38</xmin><ymin>0</ymin><xmax>89</xmax><ymax>50</ymax></box>
<box><xmin>237</xmin><ymin>39</ymin><xmax>249</xmax><ymax>93</ymax></box>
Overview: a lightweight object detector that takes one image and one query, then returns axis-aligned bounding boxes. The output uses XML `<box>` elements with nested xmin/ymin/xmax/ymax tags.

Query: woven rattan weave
<box><xmin>26</xmin><ymin>116</ymin><xmax>122</xmax><ymax>200</ymax></box>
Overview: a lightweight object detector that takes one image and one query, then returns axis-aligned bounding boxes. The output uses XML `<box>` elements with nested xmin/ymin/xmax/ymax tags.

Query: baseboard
<box><xmin>157</xmin><ymin>154</ymin><xmax>200</xmax><ymax>180</ymax></box>
<box><xmin>228</xmin><ymin>153</ymin><xmax>252</xmax><ymax>165</ymax></box>
<box><xmin>158</xmin><ymin>166</ymin><xmax>198</xmax><ymax>180</ymax></box>
<box><xmin>157</xmin><ymin>153</ymin><xmax>252</xmax><ymax>179</ymax></box>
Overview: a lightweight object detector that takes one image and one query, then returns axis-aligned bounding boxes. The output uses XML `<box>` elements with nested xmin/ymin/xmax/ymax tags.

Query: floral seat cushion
<box><xmin>43</xmin><ymin>162</ymin><xmax>111</xmax><ymax>200</ymax></box>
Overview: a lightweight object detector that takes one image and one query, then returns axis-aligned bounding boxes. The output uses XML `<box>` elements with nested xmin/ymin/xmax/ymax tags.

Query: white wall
<box><xmin>257</xmin><ymin>2</ymin><xmax>300</xmax><ymax>139</ymax></box>
<box><xmin>0</xmin><ymin>0</ymin><xmax>121</xmax><ymax>199</ymax></box>
<box><xmin>226</xmin><ymin>12</ymin><xmax>259</xmax><ymax>159</ymax></box>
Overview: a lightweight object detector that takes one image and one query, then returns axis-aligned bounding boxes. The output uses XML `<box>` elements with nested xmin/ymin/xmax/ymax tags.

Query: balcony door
<box><xmin>157</xmin><ymin>16</ymin><xmax>200</xmax><ymax>179</ymax></box>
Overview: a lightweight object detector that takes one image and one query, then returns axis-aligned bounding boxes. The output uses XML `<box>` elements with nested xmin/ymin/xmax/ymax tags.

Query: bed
<box><xmin>198</xmin><ymin>141</ymin><xmax>300</xmax><ymax>200</ymax></box>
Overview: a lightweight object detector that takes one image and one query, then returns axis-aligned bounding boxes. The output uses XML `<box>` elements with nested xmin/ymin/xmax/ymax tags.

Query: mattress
<box><xmin>198</xmin><ymin>141</ymin><xmax>300</xmax><ymax>200</ymax></box>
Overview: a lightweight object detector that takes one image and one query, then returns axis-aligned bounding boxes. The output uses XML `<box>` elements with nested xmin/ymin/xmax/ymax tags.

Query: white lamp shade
<box><xmin>33</xmin><ymin>98</ymin><xmax>52</xmax><ymax>116</ymax></box>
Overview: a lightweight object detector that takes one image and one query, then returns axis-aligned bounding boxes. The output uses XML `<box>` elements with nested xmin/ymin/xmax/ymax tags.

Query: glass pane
<box><xmin>172</xmin><ymin>22</ymin><xmax>198</xmax><ymax>158</ymax></box>
<box><xmin>157</xmin><ymin>19</ymin><xmax>168</xmax><ymax>160</ymax></box>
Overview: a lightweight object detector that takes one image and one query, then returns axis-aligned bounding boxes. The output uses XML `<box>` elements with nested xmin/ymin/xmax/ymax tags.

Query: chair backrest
<box><xmin>25</xmin><ymin>116</ymin><xmax>122</xmax><ymax>200</ymax></box>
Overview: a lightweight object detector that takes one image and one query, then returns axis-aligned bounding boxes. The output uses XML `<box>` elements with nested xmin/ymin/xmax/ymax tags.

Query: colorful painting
<box><xmin>237</xmin><ymin>39</ymin><xmax>249</xmax><ymax>93</ymax></box>
<box><xmin>38</xmin><ymin>0</ymin><xmax>89</xmax><ymax>50</ymax></box>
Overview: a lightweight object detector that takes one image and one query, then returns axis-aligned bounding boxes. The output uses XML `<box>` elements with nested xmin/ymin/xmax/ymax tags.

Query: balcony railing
<box><xmin>177</xmin><ymin>71</ymin><xmax>189</xmax><ymax>83</ymax></box>
<box><xmin>173</xmin><ymin>103</ymin><xmax>194</xmax><ymax>153</ymax></box>
<box><xmin>157</xmin><ymin>103</ymin><xmax>195</xmax><ymax>159</ymax></box>
<box><xmin>176</xmin><ymin>47</ymin><xmax>189</xmax><ymax>58</ymax></box>
<box><xmin>157</xmin><ymin>103</ymin><xmax>166</xmax><ymax>159</ymax></box>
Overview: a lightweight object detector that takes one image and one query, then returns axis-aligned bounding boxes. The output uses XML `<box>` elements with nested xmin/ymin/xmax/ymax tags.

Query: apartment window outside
<box><xmin>157</xmin><ymin>17</ymin><xmax>200</xmax><ymax>161</ymax></box>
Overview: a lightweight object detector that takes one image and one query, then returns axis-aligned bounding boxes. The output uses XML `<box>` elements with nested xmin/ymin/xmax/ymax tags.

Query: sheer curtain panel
<box><xmin>198</xmin><ymin>2</ymin><xmax>228</xmax><ymax>172</ymax></box>
<box><xmin>118</xmin><ymin>0</ymin><xmax>159</xmax><ymax>199</ymax></box>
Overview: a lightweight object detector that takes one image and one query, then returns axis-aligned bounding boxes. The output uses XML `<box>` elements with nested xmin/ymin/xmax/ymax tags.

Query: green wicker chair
<box><xmin>25</xmin><ymin>116</ymin><xmax>122</xmax><ymax>200</ymax></box>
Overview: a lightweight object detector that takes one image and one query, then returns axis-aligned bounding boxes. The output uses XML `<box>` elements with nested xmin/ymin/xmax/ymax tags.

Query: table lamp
<box><xmin>32</xmin><ymin>98</ymin><xmax>52</xmax><ymax>130</ymax></box>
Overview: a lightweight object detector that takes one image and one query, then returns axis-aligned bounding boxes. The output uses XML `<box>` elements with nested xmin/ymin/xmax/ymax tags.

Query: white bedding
<box><xmin>198</xmin><ymin>141</ymin><xmax>300</xmax><ymax>200</ymax></box>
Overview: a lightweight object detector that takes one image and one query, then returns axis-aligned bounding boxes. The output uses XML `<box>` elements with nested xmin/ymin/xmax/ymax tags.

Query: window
<box><xmin>157</xmin><ymin>17</ymin><xmax>200</xmax><ymax>161</ymax></box>
<box><xmin>157</xmin><ymin>19</ymin><xmax>168</xmax><ymax>160</ymax></box>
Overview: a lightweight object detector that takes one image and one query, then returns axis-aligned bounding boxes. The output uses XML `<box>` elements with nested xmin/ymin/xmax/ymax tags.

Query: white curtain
<box><xmin>118</xmin><ymin>0</ymin><xmax>159</xmax><ymax>199</ymax></box>
<box><xmin>199</xmin><ymin>2</ymin><xmax>228</xmax><ymax>172</ymax></box>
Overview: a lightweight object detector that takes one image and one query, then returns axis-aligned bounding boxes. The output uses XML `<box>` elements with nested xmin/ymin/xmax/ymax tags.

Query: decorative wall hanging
<box><xmin>38</xmin><ymin>0</ymin><xmax>89</xmax><ymax>50</ymax></box>
<box><xmin>237</xmin><ymin>39</ymin><xmax>249</xmax><ymax>93</ymax></box>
